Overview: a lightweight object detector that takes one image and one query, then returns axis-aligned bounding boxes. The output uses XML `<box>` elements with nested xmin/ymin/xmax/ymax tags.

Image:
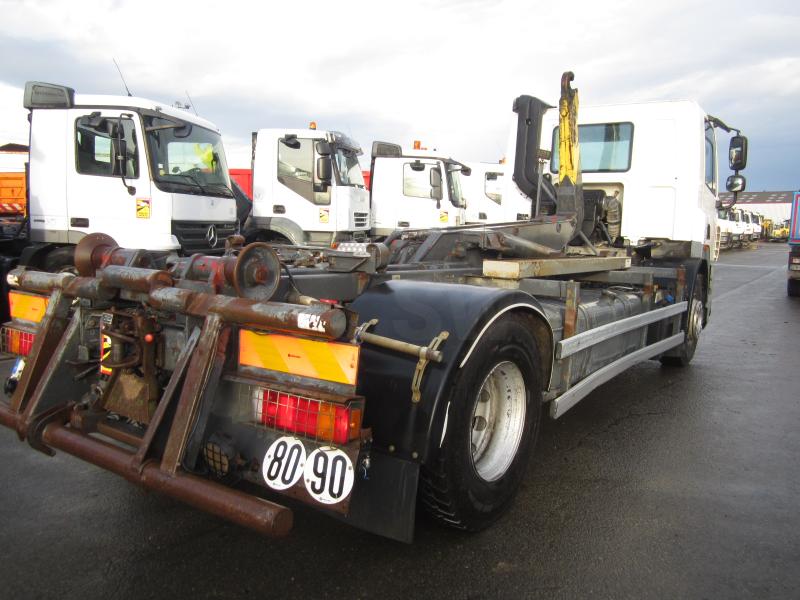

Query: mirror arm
<box><xmin>115</xmin><ymin>120</ymin><xmax>136</xmax><ymax>196</ymax></box>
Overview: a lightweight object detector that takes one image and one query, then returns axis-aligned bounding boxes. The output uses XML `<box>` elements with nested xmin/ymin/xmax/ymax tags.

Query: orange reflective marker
<box><xmin>239</xmin><ymin>331</ymin><xmax>359</xmax><ymax>386</ymax></box>
<box><xmin>8</xmin><ymin>292</ymin><xmax>48</xmax><ymax>323</ymax></box>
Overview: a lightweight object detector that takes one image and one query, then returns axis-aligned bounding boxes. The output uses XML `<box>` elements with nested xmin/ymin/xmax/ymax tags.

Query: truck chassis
<box><xmin>0</xmin><ymin>216</ymin><xmax>703</xmax><ymax>542</ymax></box>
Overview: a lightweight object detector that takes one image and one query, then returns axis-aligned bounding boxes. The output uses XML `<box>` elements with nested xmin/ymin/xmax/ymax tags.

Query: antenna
<box><xmin>185</xmin><ymin>91</ymin><xmax>199</xmax><ymax>116</ymax></box>
<box><xmin>112</xmin><ymin>58</ymin><xmax>133</xmax><ymax>97</ymax></box>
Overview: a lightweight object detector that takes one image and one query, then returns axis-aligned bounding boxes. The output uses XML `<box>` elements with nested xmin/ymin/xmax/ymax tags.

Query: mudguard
<box><xmin>349</xmin><ymin>279</ymin><xmax>548</xmax><ymax>465</ymax></box>
<box><xmin>244</xmin><ymin>216</ymin><xmax>305</xmax><ymax>245</ymax></box>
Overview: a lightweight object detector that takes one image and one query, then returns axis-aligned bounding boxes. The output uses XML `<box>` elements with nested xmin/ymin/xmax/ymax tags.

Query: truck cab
<box><xmin>716</xmin><ymin>207</ymin><xmax>734</xmax><ymax>249</ymax></box>
<box><xmin>532</xmin><ymin>100</ymin><xmax>729</xmax><ymax>260</ymax></box>
<box><xmin>730</xmin><ymin>208</ymin><xmax>749</xmax><ymax>245</ymax></box>
<box><xmin>246</xmin><ymin>128</ymin><xmax>370</xmax><ymax>246</ymax></box>
<box><xmin>24</xmin><ymin>82</ymin><xmax>237</xmax><ymax>257</ymax></box>
<box><xmin>369</xmin><ymin>144</ymin><xmax>470</xmax><ymax>237</ymax></box>
<box><xmin>462</xmin><ymin>162</ymin><xmax>532</xmax><ymax>224</ymax></box>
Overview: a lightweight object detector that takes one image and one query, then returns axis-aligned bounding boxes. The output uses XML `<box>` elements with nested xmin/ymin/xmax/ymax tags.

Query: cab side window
<box><xmin>75</xmin><ymin>116</ymin><xmax>139</xmax><ymax>178</ymax></box>
<box><xmin>485</xmin><ymin>172</ymin><xmax>503</xmax><ymax>204</ymax></box>
<box><xmin>403</xmin><ymin>162</ymin><xmax>435</xmax><ymax>199</ymax></box>
<box><xmin>277</xmin><ymin>138</ymin><xmax>330</xmax><ymax>205</ymax></box>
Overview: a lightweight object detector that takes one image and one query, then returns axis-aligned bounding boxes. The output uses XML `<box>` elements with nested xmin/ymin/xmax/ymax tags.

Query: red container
<box><xmin>229</xmin><ymin>168</ymin><xmax>253</xmax><ymax>199</ymax></box>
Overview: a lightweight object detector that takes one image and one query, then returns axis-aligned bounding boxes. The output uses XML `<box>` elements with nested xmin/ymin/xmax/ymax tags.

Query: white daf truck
<box><xmin>509</xmin><ymin>98</ymin><xmax>747</xmax><ymax>268</ymax></box>
<box><xmin>15</xmin><ymin>82</ymin><xmax>238</xmax><ymax>271</ymax></box>
<box><xmin>245</xmin><ymin>128</ymin><xmax>370</xmax><ymax>246</ymax></box>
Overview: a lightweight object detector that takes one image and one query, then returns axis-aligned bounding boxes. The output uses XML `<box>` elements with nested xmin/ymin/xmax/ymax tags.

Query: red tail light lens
<box><xmin>254</xmin><ymin>388</ymin><xmax>361</xmax><ymax>445</ymax></box>
<box><xmin>0</xmin><ymin>327</ymin><xmax>36</xmax><ymax>356</ymax></box>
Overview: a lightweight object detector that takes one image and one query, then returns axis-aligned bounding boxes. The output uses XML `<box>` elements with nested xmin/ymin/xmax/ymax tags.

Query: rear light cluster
<box><xmin>0</xmin><ymin>327</ymin><xmax>35</xmax><ymax>356</ymax></box>
<box><xmin>252</xmin><ymin>388</ymin><xmax>362</xmax><ymax>445</ymax></box>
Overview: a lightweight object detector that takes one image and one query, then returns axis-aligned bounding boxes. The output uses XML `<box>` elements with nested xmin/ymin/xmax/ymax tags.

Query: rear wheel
<box><xmin>660</xmin><ymin>272</ymin><xmax>704</xmax><ymax>367</ymax></box>
<box><xmin>420</xmin><ymin>313</ymin><xmax>543</xmax><ymax>531</ymax></box>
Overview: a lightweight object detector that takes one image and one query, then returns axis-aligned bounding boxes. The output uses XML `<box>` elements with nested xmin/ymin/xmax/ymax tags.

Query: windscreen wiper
<box><xmin>177</xmin><ymin>172</ymin><xmax>208</xmax><ymax>194</ymax></box>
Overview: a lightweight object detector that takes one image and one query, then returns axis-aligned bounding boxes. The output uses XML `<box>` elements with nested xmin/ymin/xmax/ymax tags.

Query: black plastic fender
<box><xmin>349</xmin><ymin>279</ymin><xmax>550</xmax><ymax>464</ymax></box>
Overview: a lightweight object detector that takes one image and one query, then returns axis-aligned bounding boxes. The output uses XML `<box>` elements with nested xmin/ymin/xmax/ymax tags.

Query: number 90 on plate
<box><xmin>262</xmin><ymin>436</ymin><xmax>355</xmax><ymax>505</ymax></box>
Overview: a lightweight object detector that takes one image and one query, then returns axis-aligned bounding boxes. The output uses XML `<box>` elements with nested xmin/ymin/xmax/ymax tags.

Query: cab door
<box><xmin>66</xmin><ymin>110</ymin><xmax>152</xmax><ymax>246</ymax></box>
<box><xmin>399</xmin><ymin>160</ymin><xmax>448</xmax><ymax>229</ymax></box>
<box><xmin>700</xmin><ymin>120</ymin><xmax>719</xmax><ymax>253</ymax></box>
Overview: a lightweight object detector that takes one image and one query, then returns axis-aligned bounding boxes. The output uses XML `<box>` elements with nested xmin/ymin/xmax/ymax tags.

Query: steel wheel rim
<box><xmin>470</xmin><ymin>360</ymin><xmax>526</xmax><ymax>482</ymax></box>
<box><xmin>688</xmin><ymin>298</ymin><xmax>704</xmax><ymax>345</ymax></box>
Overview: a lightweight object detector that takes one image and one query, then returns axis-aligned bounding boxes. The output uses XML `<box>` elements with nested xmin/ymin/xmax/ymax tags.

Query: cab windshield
<box><xmin>144</xmin><ymin>115</ymin><xmax>232</xmax><ymax>198</ymax></box>
<box><xmin>332</xmin><ymin>147</ymin><xmax>365</xmax><ymax>187</ymax></box>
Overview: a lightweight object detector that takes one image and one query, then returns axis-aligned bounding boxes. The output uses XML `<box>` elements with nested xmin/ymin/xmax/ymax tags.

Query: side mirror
<box><xmin>729</xmin><ymin>135</ymin><xmax>748</xmax><ymax>171</ymax></box>
<box><xmin>316</xmin><ymin>156</ymin><xmax>332</xmax><ymax>182</ymax></box>
<box><xmin>726</xmin><ymin>174</ymin><xmax>746</xmax><ymax>193</ymax></box>
<box><xmin>461</xmin><ymin>166</ymin><xmax>472</xmax><ymax>176</ymax></box>
<box><xmin>315</xmin><ymin>141</ymin><xmax>331</xmax><ymax>156</ymax></box>
<box><xmin>409</xmin><ymin>160</ymin><xmax>425</xmax><ymax>172</ymax></box>
<box><xmin>281</xmin><ymin>134</ymin><xmax>301</xmax><ymax>150</ymax></box>
<box><xmin>430</xmin><ymin>167</ymin><xmax>443</xmax><ymax>201</ymax></box>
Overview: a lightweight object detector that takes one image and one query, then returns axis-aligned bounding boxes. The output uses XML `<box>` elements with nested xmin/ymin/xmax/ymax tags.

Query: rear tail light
<box><xmin>0</xmin><ymin>326</ymin><xmax>35</xmax><ymax>356</ymax></box>
<box><xmin>252</xmin><ymin>388</ymin><xmax>361</xmax><ymax>445</ymax></box>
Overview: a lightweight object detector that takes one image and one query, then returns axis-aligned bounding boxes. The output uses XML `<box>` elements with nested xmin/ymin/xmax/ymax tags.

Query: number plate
<box><xmin>261</xmin><ymin>436</ymin><xmax>356</xmax><ymax>507</ymax></box>
<box><xmin>262</xmin><ymin>437</ymin><xmax>306</xmax><ymax>490</ymax></box>
<box><xmin>304</xmin><ymin>447</ymin><xmax>355</xmax><ymax>505</ymax></box>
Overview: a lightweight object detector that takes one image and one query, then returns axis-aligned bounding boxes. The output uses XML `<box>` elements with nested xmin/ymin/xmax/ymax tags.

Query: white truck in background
<box><xmin>245</xmin><ymin>128</ymin><xmax>370</xmax><ymax>246</ymax></box>
<box><xmin>717</xmin><ymin>207</ymin><xmax>735</xmax><ymax>249</ymax></box>
<box><xmin>461</xmin><ymin>162</ymin><xmax>532</xmax><ymax>224</ymax></box>
<box><xmin>13</xmin><ymin>81</ymin><xmax>238</xmax><ymax>271</ymax></box>
<box><xmin>368</xmin><ymin>144</ymin><xmax>471</xmax><ymax>237</ymax></box>
<box><xmin>750</xmin><ymin>212</ymin><xmax>763</xmax><ymax>241</ymax></box>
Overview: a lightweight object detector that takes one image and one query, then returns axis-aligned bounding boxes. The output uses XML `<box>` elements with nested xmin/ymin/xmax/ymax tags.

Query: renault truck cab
<box><xmin>23</xmin><ymin>82</ymin><xmax>237</xmax><ymax>259</ymax></box>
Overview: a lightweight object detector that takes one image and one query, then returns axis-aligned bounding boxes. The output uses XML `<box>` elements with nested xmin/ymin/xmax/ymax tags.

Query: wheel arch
<box><xmin>244</xmin><ymin>216</ymin><xmax>303</xmax><ymax>245</ymax></box>
<box><xmin>349</xmin><ymin>280</ymin><xmax>554</xmax><ymax>466</ymax></box>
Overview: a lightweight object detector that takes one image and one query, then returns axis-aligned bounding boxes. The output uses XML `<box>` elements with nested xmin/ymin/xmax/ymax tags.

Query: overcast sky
<box><xmin>1</xmin><ymin>0</ymin><xmax>798</xmax><ymax>191</ymax></box>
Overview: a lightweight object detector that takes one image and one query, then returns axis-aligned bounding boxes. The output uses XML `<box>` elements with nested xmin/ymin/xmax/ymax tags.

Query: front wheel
<box><xmin>660</xmin><ymin>272</ymin><xmax>704</xmax><ymax>367</ymax></box>
<box><xmin>420</xmin><ymin>313</ymin><xmax>543</xmax><ymax>531</ymax></box>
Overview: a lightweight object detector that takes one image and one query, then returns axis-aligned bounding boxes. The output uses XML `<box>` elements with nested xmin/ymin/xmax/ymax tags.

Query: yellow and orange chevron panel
<box><xmin>239</xmin><ymin>330</ymin><xmax>359</xmax><ymax>386</ymax></box>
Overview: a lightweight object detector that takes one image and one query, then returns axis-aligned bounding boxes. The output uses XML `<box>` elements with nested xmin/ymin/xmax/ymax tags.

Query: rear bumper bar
<box><xmin>0</xmin><ymin>403</ymin><xmax>292</xmax><ymax>537</ymax></box>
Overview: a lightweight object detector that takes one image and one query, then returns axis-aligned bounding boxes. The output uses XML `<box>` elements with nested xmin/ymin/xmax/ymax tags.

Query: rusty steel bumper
<box><xmin>0</xmin><ymin>401</ymin><xmax>293</xmax><ymax>537</ymax></box>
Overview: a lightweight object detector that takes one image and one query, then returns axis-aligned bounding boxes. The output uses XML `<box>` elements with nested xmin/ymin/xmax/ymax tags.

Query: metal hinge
<box><xmin>411</xmin><ymin>331</ymin><xmax>449</xmax><ymax>403</ymax></box>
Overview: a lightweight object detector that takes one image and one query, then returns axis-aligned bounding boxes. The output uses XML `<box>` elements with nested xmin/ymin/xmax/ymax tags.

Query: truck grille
<box><xmin>172</xmin><ymin>221</ymin><xmax>237</xmax><ymax>255</ymax></box>
<box><xmin>353</xmin><ymin>212</ymin><xmax>369</xmax><ymax>228</ymax></box>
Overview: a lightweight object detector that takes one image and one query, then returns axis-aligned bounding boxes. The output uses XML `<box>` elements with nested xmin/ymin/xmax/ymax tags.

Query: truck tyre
<box><xmin>788</xmin><ymin>279</ymin><xmax>800</xmax><ymax>297</ymax></box>
<box><xmin>420</xmin><ymin>313</ymin><xmax>542</xmax><ymax>531</ymax></box>
<box><xmin>660</xmin><ymin>273</ymin><xmax>704</xmax><ymax>367</ymax></box>
<box><xmin>43</xmin><ymin>246</ymin><xmax>77</xmax><ymax>274</ymax></box>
